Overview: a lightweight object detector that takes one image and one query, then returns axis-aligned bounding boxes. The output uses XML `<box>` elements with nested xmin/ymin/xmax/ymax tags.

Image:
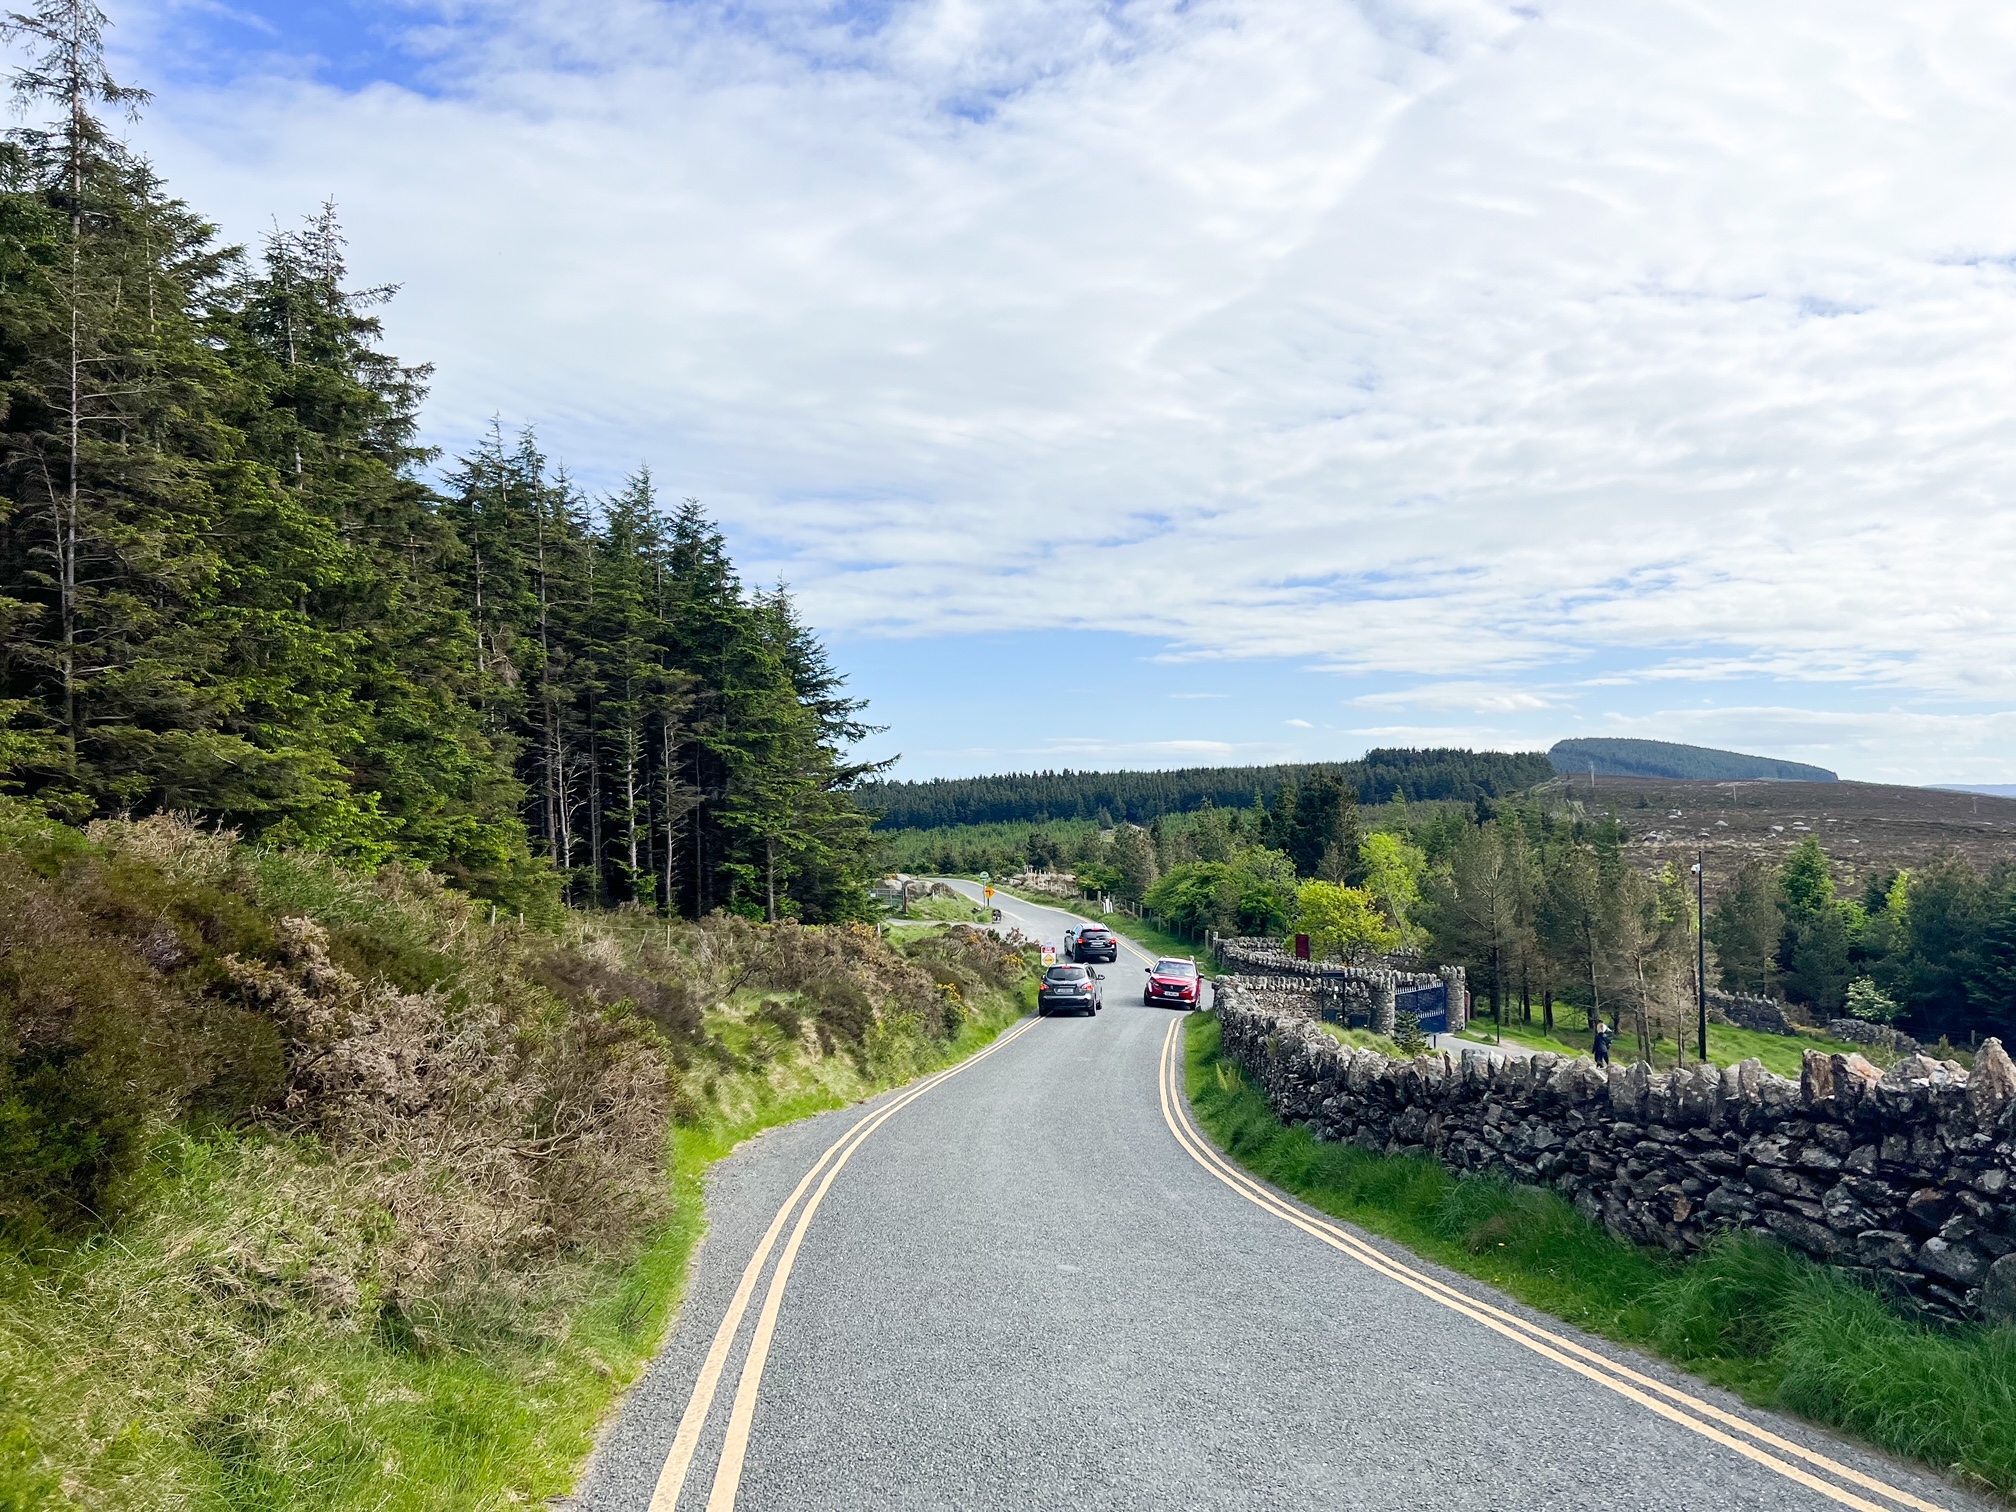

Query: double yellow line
<box><xmin>647</xmin><ymin>1014</ymin><xmax>1041</xmax><ymax>1512</ymax></box>
<box><xmin>1155</xmin><ymin>1019</ymin><xmax>1953</xmax><ymax>1512</ymax></box>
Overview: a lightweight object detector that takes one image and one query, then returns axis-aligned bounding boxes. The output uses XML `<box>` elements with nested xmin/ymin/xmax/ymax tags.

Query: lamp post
<box><xmin>1694</xmin><ymin>843</ymin><xmax>1708</xmax><ymax>1063</ymax></box>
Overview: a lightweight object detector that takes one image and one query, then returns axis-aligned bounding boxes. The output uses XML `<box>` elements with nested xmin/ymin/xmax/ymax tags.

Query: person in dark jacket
<box><xmin>1593</xmin><ymin>1021</ymin><xmax>1614</xmax><ymax>1067</ymax></box>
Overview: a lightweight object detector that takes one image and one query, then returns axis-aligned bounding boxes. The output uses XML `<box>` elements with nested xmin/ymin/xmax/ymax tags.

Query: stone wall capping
<box><xmin>1970</xmin><ymin>1038</ymin><xmax>2015</xmax><ymax>1130</ymax></box>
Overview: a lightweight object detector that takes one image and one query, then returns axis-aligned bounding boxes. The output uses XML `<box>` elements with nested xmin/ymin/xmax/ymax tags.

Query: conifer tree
<box><xmin>0</xmin><ymin>9</ymin><xmax>882</xmax><ymax>919</ymax></box>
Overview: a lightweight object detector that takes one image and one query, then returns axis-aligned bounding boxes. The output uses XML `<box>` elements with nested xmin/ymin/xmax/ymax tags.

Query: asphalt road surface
<box><xmin>578</xmin><ymin>885</ymin><xmax>1987</xmax><ymax>1512</ymax></box>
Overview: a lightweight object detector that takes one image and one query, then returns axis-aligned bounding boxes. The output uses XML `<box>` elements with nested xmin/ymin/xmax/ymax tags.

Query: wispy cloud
<box><xmin>1349</xmin><ymin>682</ymin><xmax>1561</xmax><ymax>714</ymax></box>
<box><xmin>110</xmin><ymin>0</ymin><xmax>2016</xmax><ymax>776</ymax></box>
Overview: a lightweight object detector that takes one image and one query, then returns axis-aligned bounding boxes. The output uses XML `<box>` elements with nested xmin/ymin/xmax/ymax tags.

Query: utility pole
<box><xmin>1695</xmin><ymin>842</ymin><xmax>1709</xmax><ymax>1063</ymax></box>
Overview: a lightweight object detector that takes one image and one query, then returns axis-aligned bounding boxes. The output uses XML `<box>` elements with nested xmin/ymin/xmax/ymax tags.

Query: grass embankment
<box><xmin>1319</xmin><ymin>1024</ymin><xmax>1405</xmax><ymax>1055</ymax></box>
<box><xmin>1184</xmin><ymin>1013</ymin><xmax>2016</xmax><ymax>1498</ymax></box>
<box><xmin>0</xmin><ymin>812</ymin><xmax>1032</xmax><ymax>1510</ymax></box>
<box><xmin>881</xmin><ymin>888</ymin><xmax>988</xmax><ymax>946</ymax></box>
<box><xmin>1453</xmin><ymin>1014</ymin><xmax>1896</xmax><ymax>1079</ymax></box>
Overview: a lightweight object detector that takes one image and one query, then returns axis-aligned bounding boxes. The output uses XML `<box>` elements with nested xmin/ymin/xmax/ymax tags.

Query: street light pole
<box><xmin>1695</xmin><ymin>844</ymin><xmax>1709</xmax><ymax>1063</ymax></box>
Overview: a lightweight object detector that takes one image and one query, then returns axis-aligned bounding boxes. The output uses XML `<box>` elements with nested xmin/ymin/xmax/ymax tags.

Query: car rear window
<box><xmin>1082</xmin><ymin>929</ymin><xmax>1112</xmax><ymax>939</ymax></box>
<box><xmin>1153</xmin><ymin>960</ymin><xmax>1197</xmax><ymax>977</ymax></box>
<box><xmin>1045</xmin><ymin>966</ymin><xmax>1089</xmax><ymax>982</ymax></box>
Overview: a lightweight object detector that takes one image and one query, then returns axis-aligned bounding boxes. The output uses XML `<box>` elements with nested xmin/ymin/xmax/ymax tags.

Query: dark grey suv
<box><xmin>1069</xmin><ymin>925</ymin><xmax>1119</xmax><ymax>963</ymax></box>
<box><xmin>1037</xmin><ymin>964</ymin><xmax>1104</xmax><ymax>1016</ymax></box>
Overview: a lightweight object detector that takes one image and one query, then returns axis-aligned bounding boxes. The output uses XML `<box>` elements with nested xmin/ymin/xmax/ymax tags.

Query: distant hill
<box><xmin>862</xmin><ymin>748</ymin><xmax>1556</xmax><ymax>831</ymax></box>
<box><xmin>1936</xmin><ymin>785</ymin><xmax>2016</xmax><ymax>799</ymax></box>
<box><xmin>1549</xmin><ymin>738</ymin><xmax>1836</xmax><ymax>783</ymax></box>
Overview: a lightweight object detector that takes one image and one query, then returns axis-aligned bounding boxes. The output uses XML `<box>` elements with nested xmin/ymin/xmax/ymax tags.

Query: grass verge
<box><xmin>891</xmin><ymin>892</ymin><xmax>989</xmax><ymax>925</ymax></box>
<box><xmin>1453</xmin><ymin>1015</ymin><xmax>1888</xmax><ymax>1078</ymax></box>
<box><xmin>1183</xmin><ymin>1012</ymin><xmax>2016</xmax><ymax>1499</ymax></box>
<box><xmin>0</xmin><ymin>985</ymin><xmax>1030</xmax><ymax>1512</ymax></box>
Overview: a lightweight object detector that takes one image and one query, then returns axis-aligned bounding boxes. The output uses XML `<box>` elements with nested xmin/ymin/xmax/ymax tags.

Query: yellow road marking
<box><xmin>1157</xmin><ymin>1020</ymin><xmax>1950</xmax><ymax>1512</ymax></box>
<box><xmin>649</xmin><ymin>1012</ymin><xmax>1040</xmax><ymax>1511</ymax></box>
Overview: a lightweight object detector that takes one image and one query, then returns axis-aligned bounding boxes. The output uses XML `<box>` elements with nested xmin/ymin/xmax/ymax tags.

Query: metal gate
<box><xmin>1397</xmin><ymin>981</ymin><xmax>1448</xmax><ymax>1035</ymax></box>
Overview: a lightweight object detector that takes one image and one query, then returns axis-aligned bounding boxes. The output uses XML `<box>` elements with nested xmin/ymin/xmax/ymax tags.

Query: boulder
<box><xmin>1984</xmin><ymin>1253</ymin><xmax>2016</xmax><ymax>1327</ymax></box>
<box><xmin>1917</xmin><ymin>1237</ymin><xmax>1989</xmax><ymax>1287</ymax></box>
<box><xmin>1969</xmin><ymin>1038</ymin><xmax>2016</xmax><ymax>1132</ymax></box>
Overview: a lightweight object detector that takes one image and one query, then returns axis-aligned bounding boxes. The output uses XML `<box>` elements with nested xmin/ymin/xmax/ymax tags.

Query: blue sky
<box><xmin>96</xmin><ymin>0</ymin><xmax>2016</xmax><ymax>783</ymax></box>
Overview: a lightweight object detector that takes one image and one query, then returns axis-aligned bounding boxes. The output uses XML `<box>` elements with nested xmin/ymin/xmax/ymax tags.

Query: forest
<box><xmin>1548</xmin><ymin>737</ymin><xmax>1836</xmax><ymax>783</ymax></box>
<box><xmin>951</xmin><ymin>776</ymin><xmax>2016</xmax><ymax>1055</ymax></box>
<box><xmin>862</xmin><ymin>749</ymin><xmax>1555</xmax><ymax>830</ymax></box>
<box><xmin>0</xmin><ymin>7</ymin><xmax>877</xmax><ymax>923</ymax></box>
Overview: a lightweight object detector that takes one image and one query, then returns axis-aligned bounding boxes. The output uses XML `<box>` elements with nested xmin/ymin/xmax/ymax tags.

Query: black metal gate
<box><xmin>1397</xmin><ymin>981</ymin><xmax>1448</xmax><ymax>1035</ymax></box>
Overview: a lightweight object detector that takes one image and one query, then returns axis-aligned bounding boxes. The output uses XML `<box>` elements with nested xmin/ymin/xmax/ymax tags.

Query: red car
<box><xmin>1143</xmin><ymin>957</ymin><xmax>1202</xmax><ymax>1009</ymax></box>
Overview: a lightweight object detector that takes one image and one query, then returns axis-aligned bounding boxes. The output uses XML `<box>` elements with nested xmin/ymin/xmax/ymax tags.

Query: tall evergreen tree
<box><xmin>0</xmin><ymin>10</ymin><xmax>881</xmax><ymax>920</ymax></box>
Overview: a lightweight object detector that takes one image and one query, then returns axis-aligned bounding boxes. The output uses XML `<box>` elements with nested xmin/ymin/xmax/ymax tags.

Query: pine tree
<box><xmin>0</xmin><ymin>11</ymin><xmax>882</xmax><ymax>921</ymax></box>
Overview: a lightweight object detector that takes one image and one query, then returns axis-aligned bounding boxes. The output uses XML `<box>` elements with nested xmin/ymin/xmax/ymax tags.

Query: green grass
<box><xmin>892</xmin><ymin>891</ymin><xmax>988</xmax><ymax>924</ymax></box>
<box><xmin>1317</xmin><ymin>1023</ymin><xmax>1404</xmax><ymax>1055</ymax></box>
<box><xmin>1453</xmin><ymin>1014</ymin><xmax>1885</xmax><ymax>1078</ymax></box>
<box><xmin>1184</xmin><ymin>1012</ymin><xmax>2016</xmax><ymax>1499</ymax></box>
<box><xmin>0</xmin><ymin>989</ymin><xmax>1030</xmax><ymax>1511</ymax></box>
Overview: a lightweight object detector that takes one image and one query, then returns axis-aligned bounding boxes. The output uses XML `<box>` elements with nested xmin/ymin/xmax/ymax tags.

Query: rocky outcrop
<box><xmin>1214</xmin><ymin>975</ymin><xmax>2016</xmax><ymax>1321</ymax></box>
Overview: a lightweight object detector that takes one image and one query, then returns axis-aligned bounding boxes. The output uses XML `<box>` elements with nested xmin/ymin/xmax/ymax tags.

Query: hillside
<box><xmin>0</xmin><ymin>806</ymin><xmax>1033</xmax><ymax>1507</ymax></box>
<box><xmin>863</xmin><ymin>749</ymin><xmax>1555</xmax><ymax>830</ymax></box>
<box><xmin>1553</xmin><ymin>774</ymin><xmax>2016</xmax><ymax>889</ymax></box>
<box><xmin>1550</xmin><ymin>738</ymin><xmax>1837</xmax><ymax>783</ymax></box>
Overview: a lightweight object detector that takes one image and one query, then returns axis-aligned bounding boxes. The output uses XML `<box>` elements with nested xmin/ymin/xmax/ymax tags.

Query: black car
<box><xmin>1038</xmin><ymin>964</ymin><xmax>1104</xmax><ymax>1016</ymax></box>
<box><xmin>1069</xmin><ymin>924</ymin><xmax>1119</xmax><ymax>963</ymax></box>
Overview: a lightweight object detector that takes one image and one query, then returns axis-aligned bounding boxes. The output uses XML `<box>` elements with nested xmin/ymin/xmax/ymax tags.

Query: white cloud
<box><xmin>1285</xmin><ymin>718</ymin><xmax>1314</xmax><ymax>728</ymax></box>
<box><xmin>113</xmin><ymin>0</ymin><xmax>2016</xmax><ymax>770</ymax></box>
<box><xmin>1349</xmin><ymin>682</ymin><xmax>1561</xmax><ymax>714</ymax></box>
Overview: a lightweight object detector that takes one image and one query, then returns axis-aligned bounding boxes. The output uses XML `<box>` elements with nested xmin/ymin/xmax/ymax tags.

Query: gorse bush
<box><xmin>0</xmin><ymin>805</ymin><xmax>1034</xmax><ymax>1507</ymax></box>
<box><xmin>0</xmin><ymin>804</ymin><xmax>1029</xmax><ymax>1251</ymax></box>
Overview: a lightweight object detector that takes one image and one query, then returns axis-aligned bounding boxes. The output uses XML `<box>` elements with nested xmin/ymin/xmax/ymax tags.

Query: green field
<box><xmin>1452</xmin><ymin>1014</ymin><xmax>1897</xmax><ymax>1078</ymax></box>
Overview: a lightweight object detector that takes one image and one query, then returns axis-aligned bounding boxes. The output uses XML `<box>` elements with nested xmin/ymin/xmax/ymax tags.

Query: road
<box><xmin>578</xmin><ymin>884</ymin><xmax>1984</xmax><ymax>1512</ymax></box>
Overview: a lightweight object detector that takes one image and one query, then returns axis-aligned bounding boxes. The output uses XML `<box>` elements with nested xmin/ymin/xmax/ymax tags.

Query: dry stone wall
<box><xmin>1707</xmin><ymin>989</ymin><xmax>1808</xmax><ymax>1036</ymax></box>
<box><xmin>1213</xmin><ymin>976</ymin><xmax>2016</xmax><ymax>1322</ymax></box>
<box><xmin>1213</xmin><ymin>938</ymin><xmax>1468</xmax><ymax>1034</ymax></box>
<box><xmin>1823</xmin><ymin>1018</ymin><xmax>1922</xmax><ymax>1057</ymax></box>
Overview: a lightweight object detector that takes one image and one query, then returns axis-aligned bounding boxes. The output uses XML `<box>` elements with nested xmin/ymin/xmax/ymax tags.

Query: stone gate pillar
<box><xmin>1441</xmin><ymin>965</ymin><xmax>1468</xmax><ymax>1033</ymax></box>
<box><xmin>1374</xmin><ymin>973</ymin><xmax>1397</xmax><ymax>1037</ymax></box>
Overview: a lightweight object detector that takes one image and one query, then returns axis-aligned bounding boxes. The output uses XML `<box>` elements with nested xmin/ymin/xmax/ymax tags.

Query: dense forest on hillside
<box><xmin>1550</xmin><ymin>738</ymin><xmax>1836</xmax><ymax>783</ymax></box>
<box><xmin>863</xmin><ymin>749</ymin><xmax>1553</xmax><ymax>830</ymax></box>
<box><xmin>0</xmin><ymin>4</ymin><xmax>876</xmax><ymax>921</ymax></box>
